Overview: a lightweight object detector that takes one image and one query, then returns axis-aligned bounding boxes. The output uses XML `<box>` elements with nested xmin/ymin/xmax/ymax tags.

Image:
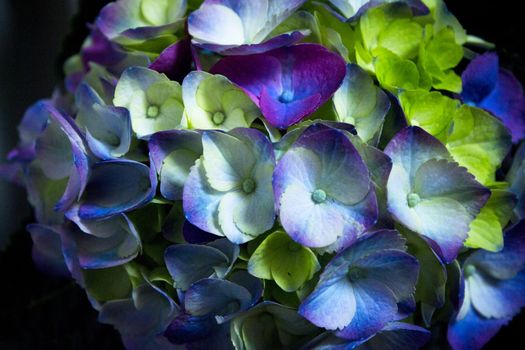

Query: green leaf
<box><xmin>248</xmin><ymin>231</ymin><xmax>320</xmax><ymax>292</ymax></box>
<box><xmin>400</xmin><ymin>90</ymin><xmax>459</xmax><ymax>141</ymax></box>
<box><xmin>465</xmin><ymin>190</ymin><xmax>517</xmax><ymax>252</ymax></box>
<box><xmin>447</xmin><ymin>106</ymin><xmax>512</xmax><ymax>185</ymax></box>
<box><xmin>84</xmin><ymin>266</ymin><xmax>132</xmax><ymax>302</ymax></box>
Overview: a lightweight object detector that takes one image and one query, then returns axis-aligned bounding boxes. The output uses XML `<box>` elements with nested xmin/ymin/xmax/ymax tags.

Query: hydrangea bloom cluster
<box><xmin>2</xmin><ymin>0</ymin><xmax>525</xmax><ymax>349</ymax></box>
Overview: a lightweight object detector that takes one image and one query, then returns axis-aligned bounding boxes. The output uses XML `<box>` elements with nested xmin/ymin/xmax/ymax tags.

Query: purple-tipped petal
<box><xmin>385</xmin><ymin>127</ymin><xmax>489</xmax><ymax>263</ymax></box>
<box><xmin>188</xmin><ymin>0</ymin><xmax>306</xmax><ymax>53</ymax></box>
<box><xmin>274</xmin><ymin>124</ymin><xmax>375</xmax><ymax>248</ymax></box>
<box><xmin>77</xmin><ymin>159</ymin><xmax>156</xmax><ymax>219</ymax></box>
<box><xmin>211</xmin><ymin>44</ymin><xmax>346</xmax><ymax>128</ymax></box>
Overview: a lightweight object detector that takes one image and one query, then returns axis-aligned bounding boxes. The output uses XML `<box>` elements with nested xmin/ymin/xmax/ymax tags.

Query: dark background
<box><xmin>0</xmin><ymin>0</ymin><xmax>523</xmax><ymax>349</ymax></box>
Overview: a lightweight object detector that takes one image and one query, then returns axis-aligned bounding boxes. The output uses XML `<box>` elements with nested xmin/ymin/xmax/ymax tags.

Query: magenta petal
<box><xmin>211</xmin><ymin>44</ymin><xmax>346</xmax><ymax>128</ymax></box>
<box><xmin>149</xmin><ymin>39</ymin><xmax>193</xmax><ymax>83</ymax></box>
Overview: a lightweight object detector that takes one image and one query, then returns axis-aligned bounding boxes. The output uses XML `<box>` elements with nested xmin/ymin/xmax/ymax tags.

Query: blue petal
<box><xmin>336</xmin><ymin>279</ymin><xmax>398</xmax><ymax>341</ymax></box>
<box><xmin>77</xmin><ymin>158</ymin><xmax>157</xmax><ymax>219</ymax></box>
<box><xmin>461</xmin><ymin>52</ymin><xmax>499</xmax><ymax>105</ymax></box>
<box><xmin>448</xmin><ymin>303</ymin><xmax>508</xmax><ymax>350</ymax></box>
<box><xmin>184</xmin><ymin>278</ymin><xmax>253</xmax><ymax>320</ymax></box>
<box><xmin>164</xmin><ymin>243</ymin><xmax>230</xmax><ymax>290</ymax></box>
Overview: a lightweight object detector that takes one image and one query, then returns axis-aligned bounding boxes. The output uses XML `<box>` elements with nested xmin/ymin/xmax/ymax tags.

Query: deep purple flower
<box><xmin>211</xmin><ymin>44</ymin><xmax>346</xmax><ymax>129</ymax></box>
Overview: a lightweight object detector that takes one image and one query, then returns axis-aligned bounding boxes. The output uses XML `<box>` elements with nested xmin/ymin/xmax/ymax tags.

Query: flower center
<box><xmin>464</xmin><ymin>264</ymin><xmax>476</xmax><ymax>277</ymax></box>
<box><xmin>147</xmin><ymin>105</ymin><xmax>160</xmax><ymax>118</ymax></box>
<box><xmin>347</xmin><ymin>267</ymin><xmax>365</xmax><ymax>282</ymax></box>
<box><xmin>311</xmin><ymin>189</ymin><xmax>327</xmax><ymax>204</ymax></box>
<box><xmin>407</xmin><ymin>192</ymin><xmax>421</xmax><ymax>208</ymax></box>
<box><xmin>212</xmin><ymin>111</ymin><xmax>226</xmax><ymax>125</ymax></box>
<box><xmin>278</xmin><ymin>90</ymin><xmax>294</xmax><ymax>103</ymax></box>
<box><xmin>242</xmin><ymin>178</ymin><xmax>256</xmax><ymax>194</ymax></box>
<box><xmin>288</xmin><ymin>241</ymin><xmax>301</xmax><ymax>252</ymax></box>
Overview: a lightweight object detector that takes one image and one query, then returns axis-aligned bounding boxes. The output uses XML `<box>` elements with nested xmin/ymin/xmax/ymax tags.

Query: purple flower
<box><xmin>273</xmin><ymin>123</ymin><xmax>377</xmax><ymax>250</ymax></box>
<box><xmin>211</xmin><ymin>44</ymin><xmax>346</xmax><ymax>129</ymax></box>
<box><xmin>448</xmin><ymin>220</ymin><xmax>525</xmax><ymax>350</ymax></box>
<box><xmin>188</xmin><ymin>0</ymin><xmax>307</xmax><ymax>55</ymax></box>
<box><xmin>385</xmin><ymin>126</ymin><xmax>490</xmax><ymax>263</ymax></box>
<box><xmin>299</xmin><ymin>230</ymin><xmax>419</xmax><ymax>341</ymax></box>
<box><xmin>461</xmin><ymin>52</ymin><xmax>525</xmax><ymax>143</ymax></box>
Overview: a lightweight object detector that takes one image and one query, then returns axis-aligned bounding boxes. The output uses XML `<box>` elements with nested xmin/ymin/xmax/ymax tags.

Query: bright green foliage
<box><xmin>418</xmin><ymin>26</ymin><xmax>463</xmax><ymax>92</ymax></box>
<box><xmin>465</xmin><ymin>189</ymin><xmax>517</xmax><ymax>252</ymax></box>
<box><xmin>352</xmin><ymin>2</ymin><xmax>464</xmax><ymax>93</ymax></box>
<box><xmin>248</xmin><ymin>231</ymin><xmax>320</xmax><ymax>292</ymax></box>
<box><xmin>400</xmin><ymin>90</ymin><xmax>459</xmax><ymax>141</ymax></box>
<box><xmin>447</xmin><ymin>106</ymin><xmax>512</xmax><ymax>185</ymax></box>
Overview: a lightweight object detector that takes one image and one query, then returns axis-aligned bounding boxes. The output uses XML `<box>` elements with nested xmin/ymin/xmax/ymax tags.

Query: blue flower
<box><xmin>448</xmin><ymin>220</ymin><xmax>525</xmax><ymax>350</ymax></box>
<box><xmin>299</xmin><ymin>230</ymin><xmax>419</xmax><ymax>341</ymax></box>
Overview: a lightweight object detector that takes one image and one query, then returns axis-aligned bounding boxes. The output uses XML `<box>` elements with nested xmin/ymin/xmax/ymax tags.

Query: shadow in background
<box><xmin>0</xmin><ymin>0</ymin><xmax>523</xmax><ymax>349</ymax></box>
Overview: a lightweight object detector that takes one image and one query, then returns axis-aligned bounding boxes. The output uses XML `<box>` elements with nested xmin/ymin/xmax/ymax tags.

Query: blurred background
<box><xmin>0</xmin><ymin>0</ymin><xmax>523</xmax><ymax>349</ymax></box>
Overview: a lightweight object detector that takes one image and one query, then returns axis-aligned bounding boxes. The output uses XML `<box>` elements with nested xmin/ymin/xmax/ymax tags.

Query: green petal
<box><xmin>447</xmin><ymin>106</ymin><xmax>512</xmax><ymax>185</ymax></box>
<box><xmin>400</xmin><ymin>90</ymin><xmax>459</xmax><ymax>141</ymax></box>
<box><xmin>465</xmin><ymin>189</ymin><xmax>517</xmax><ymax>252</ymax></box>
<box><xmin>248</xmin><ymin>231</ymin><xmax>320</xmax><ymax>292</ymax></box>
